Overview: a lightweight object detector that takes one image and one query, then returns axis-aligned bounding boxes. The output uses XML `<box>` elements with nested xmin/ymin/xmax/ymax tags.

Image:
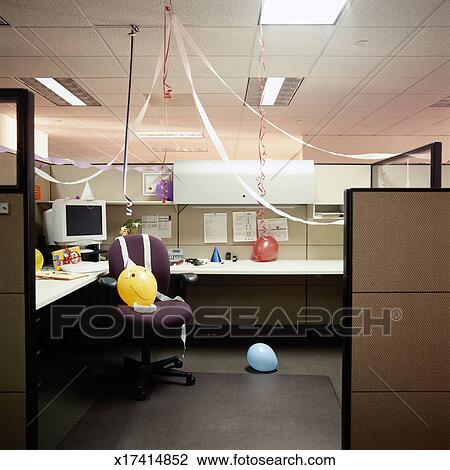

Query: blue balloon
<box><xmin>247</xmin><ymin>343</ymin><xmax>278</xmax><ymax>372</ymax></box>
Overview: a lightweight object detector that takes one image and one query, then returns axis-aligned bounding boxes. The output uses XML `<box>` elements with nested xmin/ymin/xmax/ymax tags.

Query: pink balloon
<box><xmin>252</xmin><ymin>235</ymin><xmax>279</xmax><ymax>262</ymax></box>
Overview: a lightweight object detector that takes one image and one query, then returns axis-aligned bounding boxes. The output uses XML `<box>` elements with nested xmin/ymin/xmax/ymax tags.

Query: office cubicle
<box><xmin>0</xmin><ymin>89</ymin><xmax>36</xmax><ymax>449</ymax></box>
<box><xmin>370</xmin><ymin>142</ymin><xmax>442</xmax><ymax>189</ymax></box>
<box><xmin>342</xmin><ymin>188</ymin><xmax>450</xmax><ymax>449</ymax></box>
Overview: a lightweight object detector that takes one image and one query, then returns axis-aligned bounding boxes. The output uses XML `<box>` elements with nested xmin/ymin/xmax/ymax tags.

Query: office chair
<box><xmin>99</xmin><ymin>234</ymin><xmax>198</xmax><ymax>400</ymax></box>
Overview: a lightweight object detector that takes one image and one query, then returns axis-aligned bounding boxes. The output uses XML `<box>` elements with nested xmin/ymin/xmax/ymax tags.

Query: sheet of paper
<box><xmin>142</xmin><ymin>215</ymin><xmax>172</xmax><ymax>239</ymax></box>
<box><xmin>232</xmin><ymin>211</ymin><xmax>257</xmax><ymax>242</ymax></box>
<box><xmin>258</xmin><ymin>217</ymin><xmax>289</xmax><ymax>242</ymax></box>
<box><xmin>204</xmin><ymin>213</ymin><xmax>228</xmax><ymax>243</ymax></box>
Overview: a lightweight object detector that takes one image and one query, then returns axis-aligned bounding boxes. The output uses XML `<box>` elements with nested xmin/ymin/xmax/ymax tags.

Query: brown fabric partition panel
<box><xmin>343</xmin><ymin>189</ymin><xmax>450</xmax><ymax>450</ymax></box>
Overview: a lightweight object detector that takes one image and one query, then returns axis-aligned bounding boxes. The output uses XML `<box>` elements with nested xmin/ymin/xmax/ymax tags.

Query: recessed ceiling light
<box><xmin>260</xmin><ymin>0</ymin><xmax>348</xmax><ymax>25</ymax></box>
<box><xmin>17</xmin><ymin>77</ymin><xmax>100</xmax><ymax>106</ymax></box>
<box><xmin>136</xmin><ymin>131</ymin><xmax>204</xmax><ymax>139</ymax></box>
<box><xmin>261</xmin><ymin>77</ymin><xmax>285</xmax><ymax>106</ymax></box>
<box><xmin>35</xmin><ymin>78</ymin><xmax>86</xmax><ymax>106</ymax></box>
<box><xmin>245</xmin><ymin>77</ymin><xmax>303</xmax><ymax>106</ymax></box>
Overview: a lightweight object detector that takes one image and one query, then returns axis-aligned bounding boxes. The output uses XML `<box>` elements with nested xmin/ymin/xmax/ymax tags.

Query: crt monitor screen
<box><xmin>66</xmin><ymin>205</ymin><xmax>103</xmax><ymax>237</ymax></box>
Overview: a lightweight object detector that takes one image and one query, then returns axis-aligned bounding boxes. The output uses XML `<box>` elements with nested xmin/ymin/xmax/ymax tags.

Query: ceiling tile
<box><xmin>299</xmin><ymin>77</ymin><xmax>362</xmax><ymax>94</ymax></box>
<box><xmin>324</xmin><ymin>27</ymin><xmax>414</xmax><ymax>56</ymax></box>
<box><xmin>285</xmin><ymin>104</ymin><xmax>338</xmax><ymax>117</ymax></box>
<box><xmin>196</xmin><ymin>93</ymin><xmax>244</xmax><ymax>106</ymax></box>
<box><xmin>339</xmin><ymin>0</ymin><xmax>443</xmax><ymax>27</ymax></box>
<box><xmin>173</xmin><ymin>0</ymin><xmax>261</xmax><ymax>27</ymax></box>
<box><xmin>404</xmin><ymin>77</ymin><xmax>450</xmax><ymax>94</ymax></box>
<box><xmin>79</xmin><ymin>77</ymin><xmax>129</xmax><ymax>93</ymax></box>
<box><xmin>188</xmin><ymin>27</ymin><xmax>255</xmax><ymax>56</ymax></box>
<box><xmin>389</xmin><ymin>93</ymin><xmax>448</xmax><ymax>108</ymax></box>
<box><xmin>31</xmin><ymin>27</ymin><xmax>112</xmax><ymax>56</ymax></box>
<box><xmin>343</xmin><ymin>115</ymin><xmax>402</xmax><ymax>135</ymax></box>
<box><xmin>291</xmin><ymin>92</ymin><xmax>348</xmax><ymax>107</ymax></box>
<box><xmin>362</xmin><ymin>76</ymin><xmax>419</xmax><ymax>93</ymax></box>
<box><xmin>97</xmin><ymin>27</ymin><xmax>163</xmax><ymax>56</ymax></box>
<box><xmin>379</xmin><ymin>117</ymin><xmax>440</xmax><ymax>135</ymax></box>
<box><xmin>399</xmin><ymin>27</ymin><xmax>450</xmax><ymax>56</ymax></box>
<box><xmin>428</xmin><ymin>60</ymin><xmax>450</xmax><ymax>77</ymax></box>
<box><xmin>0</xmin><ymin>28</ymin><xmax>43</xmax><ymax>56</ymax></box>
<box><xmin>377</xmin><ymin>56</ymin><xmax>448</xmax><ymax>77</ymax></box>
<box><xmin>413</xmin><ymin>118</ymin><xmax>450</xmax><ymax>135</ymax></box>
<box><xmin>2</xmin><ymin>0</ymin><xmax>90</xmax><ymax>26</ymax></box>
<box><xmin>309</xmin><ymin>56</ymin><xmax>383</xmax><ymax>77</ymax></box>
<box><xmin>345</xmin><ymin>93</ymin><xmax>396</xmax><ymax>107</ymax></box>
<box><xmin>249</xmin><ymin>55</ymin><xmax>316</xmax><ymax>77</ymax></box>
<box><xmin>0</xmin><ymin>56</ymin><xmax>66</xmax><ymax>76</ymax></box>
<box><xmin>95</xmin><ymin>93</ymin><xmax>146</xmax><ymax>107</ymax></box>
<box><xmin>60</xmin><ymin>56</ymin><xmax>126</xmax><ymax>77</ymax></box>
<box><xmin>424</xmin><ymin>1</ymin><xmax>450</xmax><ymax>26</ymax></box>
<box><xmin>316</xmin><ymin>116</ymin><xmax>363</xmax><ymax>135</ymax></box>
<box><xmin>254</xmin><ymin>26</ymin><xmax>334</xmax><ymax>56</ymax></box>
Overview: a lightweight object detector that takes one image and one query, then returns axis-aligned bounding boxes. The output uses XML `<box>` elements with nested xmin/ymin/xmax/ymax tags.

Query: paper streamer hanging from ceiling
<box><xmin>34</xmin><ymin>47</ymin><xmax>164</xmax><ymax>186</ymax></box>
<box><xmin>172</xmin><ymin>15</ymin><xmax>343</xmax><ymax>226</ymax></box>
<box><xmin>173</xmin><ymin>16</ymin><xmax>396</xmax><ymax>162</ymax></box>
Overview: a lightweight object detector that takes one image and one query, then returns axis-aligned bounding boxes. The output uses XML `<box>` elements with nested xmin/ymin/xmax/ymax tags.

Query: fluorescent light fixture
<box><xmin>136</xmin><ymin>131</ymin><xmax>203</xmax><ymax>139</ymax></box>
<box><xmin>261</xmin><ymin>77</ymin><xmax>285</xmax><ymax>106</ymax></box>
<box><xmin>260</xmin><ymin>0</ymin><xmax>348</xmax><ymax>25</ymax></box>
<box><xmin>35</xmin><ymin>78</ymin><xmax>86</xmax><ymax>106</ymax></box>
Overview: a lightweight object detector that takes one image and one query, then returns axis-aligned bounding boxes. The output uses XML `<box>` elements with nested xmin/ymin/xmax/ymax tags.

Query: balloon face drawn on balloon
<box><xmin>117</xmin><ymin>265</ymin><xmax>158</xmax><ymax>307</ymax></box>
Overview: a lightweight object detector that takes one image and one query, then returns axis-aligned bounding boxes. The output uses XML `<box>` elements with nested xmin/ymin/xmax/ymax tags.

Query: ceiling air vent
<box><xmin>16</xmin><ymin>78</ymin><xmax>101</xmax><ymax>106</ymax></box>
<box><xmin>245</xmin><ymin>77</ymin><xmax>303</xmax><ymax>106</ymax></box>
<box><xmin>430</xmin><ymin>96</ymin><xmax>450</xmax><ymax>108</ymax></box>
<box><xmin>0</xmin><ymin>16</ymin><xmax>10</xmax><ymax>25</ymax></box>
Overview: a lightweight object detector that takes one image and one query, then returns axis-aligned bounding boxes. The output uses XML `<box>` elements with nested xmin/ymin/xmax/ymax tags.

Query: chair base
<box><xmin>124</xmin><ymin>355</ymin><xmax>196</xmax><ymax>400</ymax></box>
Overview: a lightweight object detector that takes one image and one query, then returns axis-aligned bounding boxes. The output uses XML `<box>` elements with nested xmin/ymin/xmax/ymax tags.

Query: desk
<box><xmin>170</xmin><ymin>259</ymin><xmax>343</xmax><ymax>276</ymax></box>
<box><xmin>36</xmin><ymin>267</ymin><xmax>108</xmax><ymax>310</ymax></box>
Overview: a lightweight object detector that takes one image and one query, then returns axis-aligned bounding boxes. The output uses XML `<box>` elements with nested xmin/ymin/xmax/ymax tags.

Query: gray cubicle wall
<box><xmin>343</xmin><ymin>189</ymin><xmax>450</xmax><ymax>449</ymax></box>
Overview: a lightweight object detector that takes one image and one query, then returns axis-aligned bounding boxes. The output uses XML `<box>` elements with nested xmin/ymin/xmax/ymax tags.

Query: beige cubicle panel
<box><xmin>344</xmin><ymin>189</ymin><xmax>450</xmax><ymax>449</ymax></box>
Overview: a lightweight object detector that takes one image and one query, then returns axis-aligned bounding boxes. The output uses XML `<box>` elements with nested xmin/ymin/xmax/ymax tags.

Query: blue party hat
<box><xmin>210</xmin><ymin>246</ymin><xmax>222</xmax><ymax>263</ymax></box>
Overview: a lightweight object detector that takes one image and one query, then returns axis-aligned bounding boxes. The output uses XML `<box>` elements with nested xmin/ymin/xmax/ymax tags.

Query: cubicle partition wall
<box><xmin>343</xmin><ymin>188</ymin><xmax>450</xmax><ymax>449</ymax></box>
<box><xmin>0</xmin><ymin>89</ymin><xmax>36</xmax><ymax>449</ymax></box>
<box><xmin>371</xmin><ymin>142</ymin><xmax>442</xmax><ymax>189</ymax></box>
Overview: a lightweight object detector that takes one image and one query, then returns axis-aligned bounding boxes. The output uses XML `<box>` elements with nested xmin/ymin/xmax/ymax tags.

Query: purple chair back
<box><xmin>108</xmin><ymin>234</ymin><xmax>171</xmax><ymax>295</ymax></box>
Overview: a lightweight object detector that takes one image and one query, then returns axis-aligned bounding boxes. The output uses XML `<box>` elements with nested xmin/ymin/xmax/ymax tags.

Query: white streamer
<box><xmin>173</xmin><ymin>18</ymin><xmax>342</xmax><ymax>225</ymax></box>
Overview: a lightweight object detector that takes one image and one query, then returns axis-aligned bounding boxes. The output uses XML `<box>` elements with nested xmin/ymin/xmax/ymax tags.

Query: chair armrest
<box><xmin>98</xmin><ymin>276</ymin><xmax>117</xmax><ymax>289</ymax></box>
<box><xmin>178</xmin><ymin>272</ymin><xmax>198</xmax><ymax>284</ymax></box>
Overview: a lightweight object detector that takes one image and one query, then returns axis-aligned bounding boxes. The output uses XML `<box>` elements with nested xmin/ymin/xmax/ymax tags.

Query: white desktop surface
<box><xmin>170</xmin><ymin>259</ymin><xmax>343</xmax><ymax>275</ymax></box>
<box><xmin>36</xmin><ymin>259</ymin><xmax>343</xmax><ymax>310</ymax></box>
<box><xmin>36</xmin><ymin>266</ymin><xmax>108</xmax><ymax>310</ymax></box>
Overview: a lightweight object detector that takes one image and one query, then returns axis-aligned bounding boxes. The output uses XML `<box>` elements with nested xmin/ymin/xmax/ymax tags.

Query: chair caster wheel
<box><xmin>186</xmin><ymin>374</ymin><xmax>196</xmax><ymax>386</ymax></box>
<box><xmin>134</xmin><ymin>388</ymin><xmax>147</xmax><ymax>400</ymax></box>
<box><xmin>174</xmin><ymin>359</ymin><xmax>183</xmax><ymax>368</ymax></box>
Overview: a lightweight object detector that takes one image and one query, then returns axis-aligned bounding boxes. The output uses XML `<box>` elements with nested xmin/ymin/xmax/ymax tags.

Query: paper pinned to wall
<box><xmin>232</xmin><ymin>211</ymin><xmax>257</xmax><ymax>242</ymax></box>
<box><xmin>258</xmin><ymin>217</ymin><xmax>289</xmax><ymax>242</ymax></box>
<box><xmin>204</xmin><ymin>213</ymin><xmax>228</xmax><ymax>243</ymax></box>
<box><xmin>142</xmin><ymin>215</ymin><xmax>172</xmax><ymax>239</ymax></box>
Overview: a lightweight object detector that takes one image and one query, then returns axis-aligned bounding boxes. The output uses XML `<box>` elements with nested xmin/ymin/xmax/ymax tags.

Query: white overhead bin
<box><xmin>173</xmin><ymin>160</ymin><xmax>315</xmax><ymax>205</ymax></box>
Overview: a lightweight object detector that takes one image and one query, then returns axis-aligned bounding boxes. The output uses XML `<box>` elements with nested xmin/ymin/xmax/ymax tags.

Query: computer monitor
<box><xmin>43</xmin><ymin>199</ymin><xmax>107</xmax><ymax>246</ymax></box>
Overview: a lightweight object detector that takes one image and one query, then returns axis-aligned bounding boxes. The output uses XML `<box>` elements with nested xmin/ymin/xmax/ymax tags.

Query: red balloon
<box><xmin>252</xmin><ymin>235</ymin><xmax>279</xmax><ymax>262</ymax></box>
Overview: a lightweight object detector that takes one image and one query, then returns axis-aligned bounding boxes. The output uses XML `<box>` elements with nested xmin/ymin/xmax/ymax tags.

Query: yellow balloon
<box><xmin>35</xmin><ymin>249</ymin><xmax>44</xmax><ymax>273</ymax></box>
<box><xmin>117</xmin><ymin>265</ymin><xmax>158</xmax><ymax>307</ymax></box>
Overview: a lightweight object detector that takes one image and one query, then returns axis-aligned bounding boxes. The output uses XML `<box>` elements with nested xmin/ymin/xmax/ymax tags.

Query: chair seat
<box><xmin>119</xmin><ymin>300</ymin><xmax>192</xmax><ymax>330</ymax></box>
